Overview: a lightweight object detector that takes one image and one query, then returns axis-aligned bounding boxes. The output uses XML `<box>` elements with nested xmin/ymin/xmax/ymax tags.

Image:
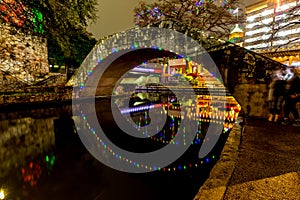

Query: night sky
<box><xmin>88</xmin><ymin>0</ymin><xmax>257</xmax><ymax>39</ymax></box>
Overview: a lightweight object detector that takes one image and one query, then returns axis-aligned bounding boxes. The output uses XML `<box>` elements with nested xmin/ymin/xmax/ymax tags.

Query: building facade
<box><xmin>244</xmin><ymin>0</ymin><xmax>300</xmax><ymax>66</ymax></box>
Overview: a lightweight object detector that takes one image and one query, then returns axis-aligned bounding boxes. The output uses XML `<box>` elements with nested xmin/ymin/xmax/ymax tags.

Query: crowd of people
<box><xmin>267</xmin><ymin>66</ymin><xmax>300</xmax><ymax>126</ymax></box>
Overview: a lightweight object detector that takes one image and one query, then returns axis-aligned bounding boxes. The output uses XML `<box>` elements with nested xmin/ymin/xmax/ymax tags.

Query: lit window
<box><xmin>276</xmin><ymin>2</ymin><xmax>296</xmax><ymax>12</ymax></box>
<box><xmin>247</xmin><ymin>16</ymin><xmax>256</xmax><ymax>22</ymax></box>
<box><xmin>275</xmin><ymin>14</ymin><xmax>287</xmax><ymax>21</ymax></box>
<box><xmin>245</xmin><ymin>43</ymin><xmax>269</xmax><ymax>50</ymax></box>
<box><xmin>261</xmin><ymin>9</ymin><xmax>274</xmax><ymax>16</ymax></box>
<box><xmin>273</xmin><ymin>39</ymin><xmax>289</xmax><ymax>46</ymax></box>
<box><xmin>246</xmin><ymin>21</ymin><xmax>261</xmax><ymax>28</ymax></box>
<box><xmin>262</xmin><ymin>18</ymin><xmax>273</xmax><ymax>24</ymax></box>
<box><xmin>245</xmin><ymin>27</ymin><xmax>271</xmax><ymax>36</ymax></box>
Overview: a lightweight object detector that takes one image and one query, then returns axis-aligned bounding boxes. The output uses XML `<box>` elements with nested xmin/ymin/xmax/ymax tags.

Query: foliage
<box><xmin>48</xmin><ymin>26</ymin><xmax>97</xmax><ymax>67</ymax></box>
<box><xmin>0</xmin><ymin>0</ymin><xmax>98</xmax><ymax>67</ymax></box>
<box><xmin>134</xmin><ymin>0</ymin><xmax>243</xmax><ymax>39</ymax></box>
<box><xmin>267</xmin><ymin>3</ymin><xmax>300</xmax><ymax>49</ymax></box>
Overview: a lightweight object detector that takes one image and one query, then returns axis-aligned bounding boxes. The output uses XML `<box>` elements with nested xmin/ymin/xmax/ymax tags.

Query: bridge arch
<box><xmin>69</xmin><ymin>21</ymin><xmax>287</xmax><ymax>117</ymax></box>
<box><xmin>69</xmin><ymin>27</ymin><xmax>225</xmax><ymax>98</ymax></box>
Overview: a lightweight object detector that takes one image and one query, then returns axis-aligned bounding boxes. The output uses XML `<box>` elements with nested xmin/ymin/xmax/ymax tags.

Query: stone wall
<box><xmin>233</xmin><ymin>83</ymin><xmax>300</xmax><ymax>118</ymax></box>
<box><xmin>0</xmin><ymin>86</ymin><xmax>73</xmax><ymax>106</ymax></box>
<box><xmin>0</xmin><ymin>69</ymin><xmax>27</xmax><ymax>91</ymax></box>
<box><xmin>0</xmin><ymin>23</ymin><xmax>49</xmax><ymax>84</ymax></box>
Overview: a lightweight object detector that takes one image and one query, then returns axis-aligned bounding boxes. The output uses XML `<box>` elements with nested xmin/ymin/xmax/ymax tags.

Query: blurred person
<box><xmin>281</xmin><ymin>67</ymin><xmax>300</xmax><ymax>126</ymax></box>
<box><xmin>267</xmin><ymin>69</ymin><xmax>286</xmax><ymax>122</ymax></box>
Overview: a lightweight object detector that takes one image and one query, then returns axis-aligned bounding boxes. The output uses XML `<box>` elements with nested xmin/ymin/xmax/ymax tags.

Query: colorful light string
<box><xmin>78</xmin><ymin>109</ymin><xmax>225</xmax><ymax>172</ymax></box>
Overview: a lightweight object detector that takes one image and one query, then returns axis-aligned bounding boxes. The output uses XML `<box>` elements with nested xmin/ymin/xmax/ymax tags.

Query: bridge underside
<box><xmin>80</xmin><ymin>48</ymin><xmax>177</xmax><ymax>97</ymax></box>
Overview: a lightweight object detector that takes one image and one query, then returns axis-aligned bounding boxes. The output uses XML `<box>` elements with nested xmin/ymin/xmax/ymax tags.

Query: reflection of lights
<box><xmin>0</xmin><ymin>189</ymin><xmax>5</xmax><ymax>200</ymax></box>
<box><xmin>132</xmin><ymin>66</ymin><xmax>162</xmax><ymax>73</ymax></box>
<box><xmin>21</xmin><ymin>162</ymin><xmax>42</xmax><ymax>186</ymax></box>
<box><xmin>120</xmin><ymin>104</ymin><xmax>158</xmax><ymax>114</ymax></box>
<box><xmin>80</xmin><ymin>109</ymin><xmax>226</xmax><ymax>172</ymax></box>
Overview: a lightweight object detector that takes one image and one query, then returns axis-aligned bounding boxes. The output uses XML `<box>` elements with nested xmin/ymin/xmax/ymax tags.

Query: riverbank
<box><xmin>194</xmin><ymin>117</ymin><xmax>300</xmax><ymax>200</ymax></box>
<box><xmin>0</xmin><ymin>86</ymin><xmax>73</xmax><ymax>110</ymax></box>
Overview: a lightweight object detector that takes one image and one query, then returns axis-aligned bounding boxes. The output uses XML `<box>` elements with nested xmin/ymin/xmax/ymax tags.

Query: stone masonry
<box><xmin>0</xmin><ymin>23</ymin><xmax>49</xmax><ymax>85</ymax></box>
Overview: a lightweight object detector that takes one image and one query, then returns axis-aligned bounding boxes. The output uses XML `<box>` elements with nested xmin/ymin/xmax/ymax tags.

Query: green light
<box><xmin>212</xmin><ymin>155</ymin><xmax>215</xmax><ymax>159</ymax></box>
<box><xmin>183</xmin><ymin>165</ymin><xmax>186</xmax><ymax>170</ymax></box>
<box><xmin>37</xmin><ymin>12</ymin><xmax>43</xmax><ymax>21</ymax></box>
<box><xmin>46</xmin><ymin>155</ymin><xmax>49</xmax><ymax>162</ymax></box>
<box><xmin>32</xmin><ymin>7</ymin><xmax>44</xmax><ymax>34</ymax></box>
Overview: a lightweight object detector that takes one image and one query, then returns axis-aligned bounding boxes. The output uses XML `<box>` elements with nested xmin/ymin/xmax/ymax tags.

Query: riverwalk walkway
<box><xmin>195</xmin><ymin>117</ymin><xmax>300</xmax><ymax>200</ymax></box>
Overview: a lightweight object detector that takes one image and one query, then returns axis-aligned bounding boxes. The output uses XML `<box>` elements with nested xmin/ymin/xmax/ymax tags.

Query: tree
<box><xmin>246</xmin><ymin>2</ymin><xmax>300</xmax><ymax>51</ymax></box>
<box><xmin>267</xmin><ymin>3</ymin><xmax>300</xmax><ymax>49</ymax></box>
<box><xmin>0</xmin><ymin>0</ymin><xmax>98</xmax><ymax>66</ymax></box>
<box><xmin>134</xmin><ymin>0</ymin><xmax>244</xmax><ymax>39</ymax></box>
<box><xmin>47</xmin><ymin>26</ymin><xmax>97</xmax><ymax>68</ymax></box>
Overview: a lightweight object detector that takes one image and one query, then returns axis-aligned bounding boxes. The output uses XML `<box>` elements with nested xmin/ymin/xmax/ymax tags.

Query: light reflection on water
<box><xmin>0</xmin><ymin>92</ymin><xmax>240</xmax><ymax>200</ymax></box>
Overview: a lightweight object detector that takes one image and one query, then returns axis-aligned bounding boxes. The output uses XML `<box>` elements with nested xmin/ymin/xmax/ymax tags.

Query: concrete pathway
<box><xmin>194</xmin><ymin>118</ymin><xmax>300</xmax><ymax>200</ymax></box>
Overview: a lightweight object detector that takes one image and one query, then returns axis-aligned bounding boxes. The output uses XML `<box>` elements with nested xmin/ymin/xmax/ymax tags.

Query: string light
<box><xmin>70</xmin><ymin>24</ymin><xmax>241</xmax><ymax>173</ymax></box>
<box><xmin>78</xmin><ymin>97</ymin><xmax>239</xmax><ymax>172</ymax></box>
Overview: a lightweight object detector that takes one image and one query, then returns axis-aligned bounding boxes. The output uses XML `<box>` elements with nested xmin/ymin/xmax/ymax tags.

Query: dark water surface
<box><xmin>0</xmin><ymin>96</ymin><xmax>235</xmax><ymax>200</ymax></box>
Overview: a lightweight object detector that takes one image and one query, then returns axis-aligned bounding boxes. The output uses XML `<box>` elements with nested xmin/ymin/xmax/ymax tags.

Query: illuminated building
<box><xmin>229</xmin><ymin>24</ymin><xmax>244</xmax><ymax>47</ymax></box>
<box><xmin>244</xmin><ymin>0</ymin><xmax>300</xmax><ymax>67</ymax></box>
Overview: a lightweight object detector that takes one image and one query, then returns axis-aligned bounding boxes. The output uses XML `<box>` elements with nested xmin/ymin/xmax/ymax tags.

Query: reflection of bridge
<box><xmin>135</xmin><ymin>87</ymin><xmax>230</xmax><ymax>96</ymax></box>
<box><xmin>69</xmin><ymin>20</ymin><xmax>287</xmax><ymax>118</ymax></box>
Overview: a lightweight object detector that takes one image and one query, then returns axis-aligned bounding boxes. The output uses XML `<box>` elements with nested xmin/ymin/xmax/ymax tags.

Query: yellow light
<box><xmin>0</xmin><ymin>189</ymin><xmax>5</xmax><ymax>200</ymax></box>
<box><xmin>246</xmin><ymin>4</ymin><xmax>268</xmax><ymax>14</ymax></box>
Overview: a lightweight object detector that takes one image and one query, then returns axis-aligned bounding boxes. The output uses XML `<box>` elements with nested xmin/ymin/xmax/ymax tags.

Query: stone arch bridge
<box><xmin>69</xmin><ymin>21</ymin><xmax>287</xmax><ymax>118</ymax></box>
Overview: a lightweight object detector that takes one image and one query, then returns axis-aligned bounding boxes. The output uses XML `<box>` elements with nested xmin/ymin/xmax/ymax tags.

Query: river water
<box><xmin>0</xmin><ymin>92</ymin><xmax>238</xmax><ymax>200</ymax></box>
